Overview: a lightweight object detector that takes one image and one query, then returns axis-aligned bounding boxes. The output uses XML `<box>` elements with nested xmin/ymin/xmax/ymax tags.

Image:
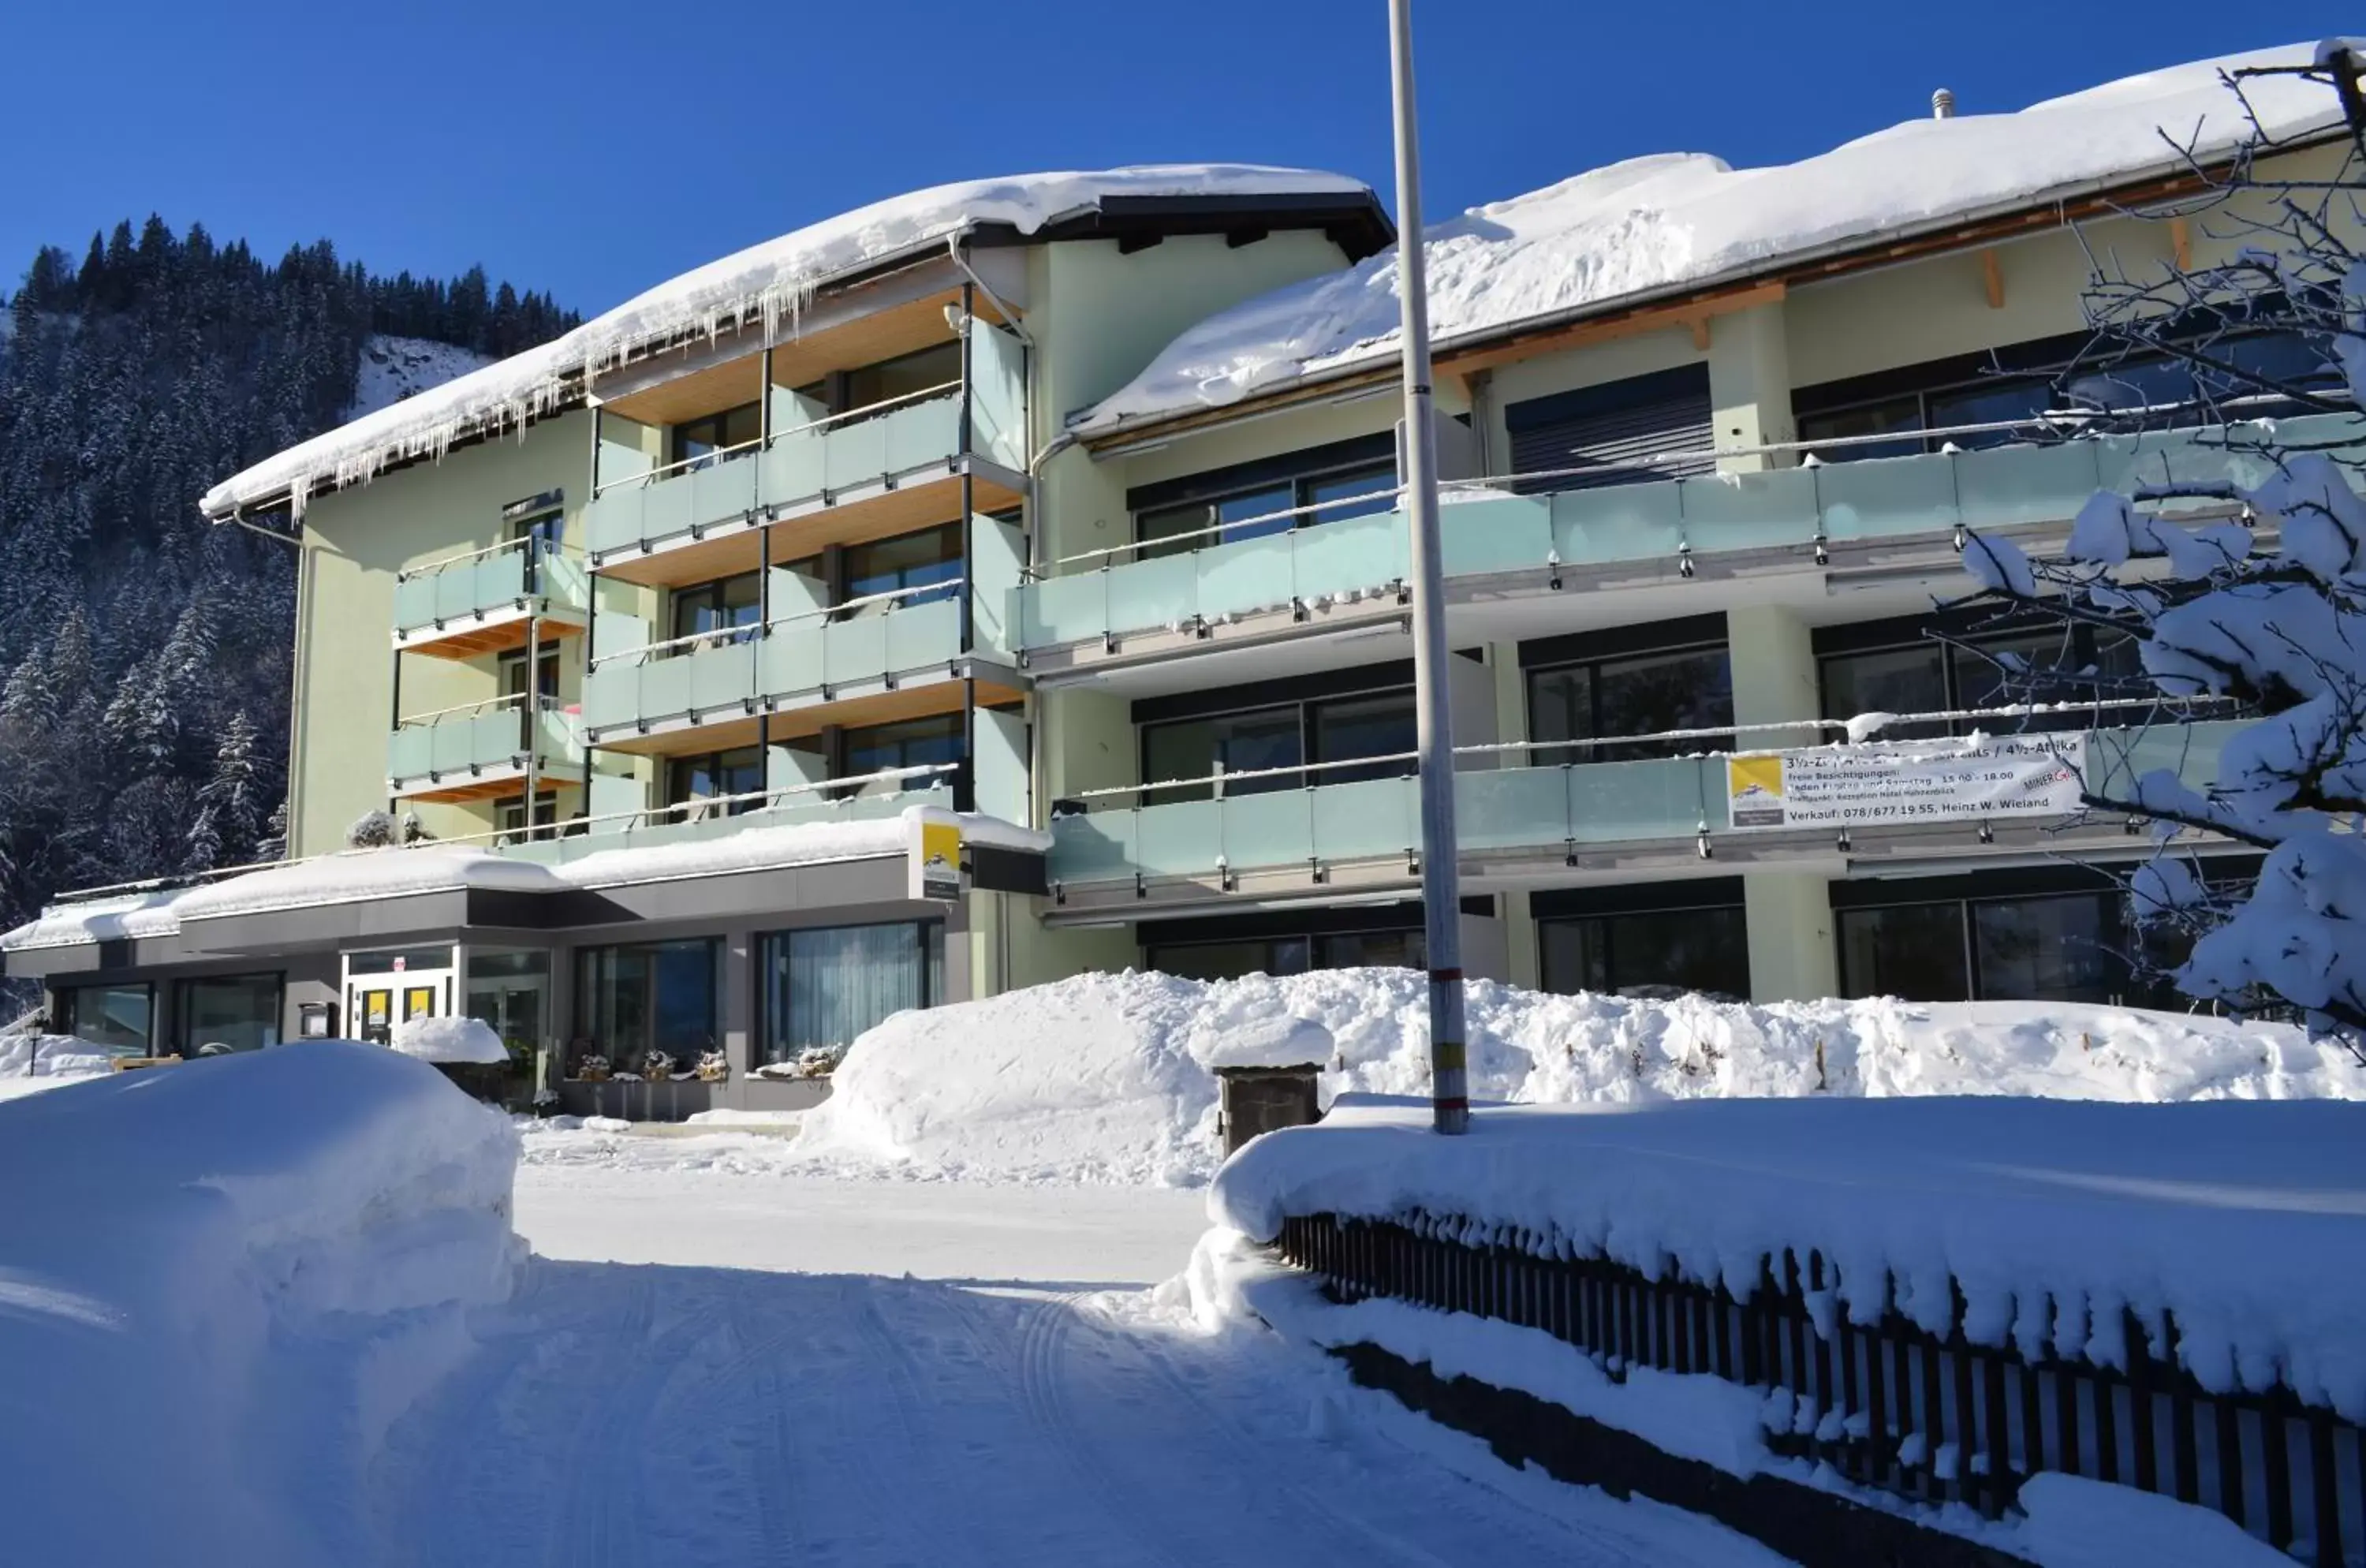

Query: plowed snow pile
<box><xmin>793</xmin><ymin>969</ymin><xmax>2364</xmax><ymax>1185</ymax></box>
<box><xmin>0</xmin><ymin>1043</ymin><xmax>521</xmax><ymax>1566</ymax></box>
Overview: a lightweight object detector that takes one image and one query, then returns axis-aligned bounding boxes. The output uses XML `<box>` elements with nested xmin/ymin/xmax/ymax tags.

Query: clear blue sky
<box><xmin>6</xmin><ymin>2</ymin><xmax>2354</xmax><ymax>315</ymax></box>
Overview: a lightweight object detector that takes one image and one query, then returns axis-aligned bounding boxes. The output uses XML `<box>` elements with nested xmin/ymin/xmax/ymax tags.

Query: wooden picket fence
<box><xmin>1276</xmin><ymin>1211</ymin><xmax>2363</xmax><ymax>1565</ymax></box>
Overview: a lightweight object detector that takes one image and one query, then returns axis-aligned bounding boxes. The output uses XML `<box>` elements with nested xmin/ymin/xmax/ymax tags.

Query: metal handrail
<box><xmin>588</xmin><ymin>577</ymin><xmax>966</xmax><ymax>670</ymax></box>
<box><xmin>396</xmin><ymin>532</ymin><xmax>581</xmax><ymax>583</ymax></box>
<box><xmin>592</xmin><ymin>379</ymin><xmax>965</xmax><ymax>497</ymax></box>
<box><xmin>393</xmin><ymin>691</ymin><xmax>562</xmax><ymax>727</ymax></box>
<box><xmin>1069</xmin><ymin>693</ymin><xmax>2237</xmax><ymax>803</ymax></box>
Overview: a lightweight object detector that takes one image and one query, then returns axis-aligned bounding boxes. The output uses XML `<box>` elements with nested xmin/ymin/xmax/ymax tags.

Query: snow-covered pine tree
<box><xmin>1957</xmin><ymin>43</ymin><xmax>2366</xmax><ymax>1055</ymax></box>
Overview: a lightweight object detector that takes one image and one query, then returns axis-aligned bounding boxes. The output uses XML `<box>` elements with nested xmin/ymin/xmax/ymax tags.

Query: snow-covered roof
<box><xmin>1079</xmin><ymin>43</ymin><xmax>2345</xmax><ymax>437</ymax></box>
<box><xmin>0</xmin><ymin>807</ymin><xmax>1051</xmax><ymax>953</ymax></box>
<box><xmin>199</xmin><ymin>166</ymin><xmax>1375</xmax><ymax>519</ymax></box>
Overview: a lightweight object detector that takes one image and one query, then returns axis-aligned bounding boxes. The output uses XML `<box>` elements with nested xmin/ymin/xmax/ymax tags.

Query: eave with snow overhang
<box><xmin>0</xmin><ymin>810</ymin><xmax>1051</xmax><ymax>980</ymax></box>
<box><xmin>1071</xmin><ymin>43</ymin><xmax>2354</xmax><ymax>455</ymax></box>
<box><xmin>197</xmin><ymin>170</ymin><xmax>1390</xmax><ymax>525</ymax></box>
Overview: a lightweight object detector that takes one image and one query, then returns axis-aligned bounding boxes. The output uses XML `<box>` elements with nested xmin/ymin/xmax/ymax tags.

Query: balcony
<box><xmin>1044</xmin><ymin>719</ymin><xmax>2245</xmax><ymax>917</ymax></box>
<box><xmin>491</xmin><ymin>773</ymin><xmax>957</xmax><ymax>868</ymax></box>
<box><xmin>583</xmin><ymin>319</ymin><xmax>1028</xmax><ymax>589</ymax></box>
<box><xmin>581</xmin><ymin>588</ymin><xmax>1023</xmax><ymax>757</ymax></box>
<box><xmin>392</xmin><ymin>539</ymin><xmax>590</xmax><ymax>659</ymax></box>
<box><xmin>388</xmin><ymin>700</ymin><xmax>586</xmax><ymax>803</ymax></box>
<box><xmin>1016</xmin><ymin>413</ymin><xmax>2365</xmax><ymax>667</ymax></box>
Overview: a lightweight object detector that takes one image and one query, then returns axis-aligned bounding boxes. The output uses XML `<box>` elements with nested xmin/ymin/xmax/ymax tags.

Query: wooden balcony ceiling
<box><xmin>594</xmin><ymin>469</ymin><xmax>1027</xmax><ymax>590</ymax></box>
<box><xmin>398</xmin><ymin>768</ymin><xmax>573</xmax><ymax>806</ymax></box>
<box><xmin>400</xmin><ymin>613</ymin><xmax>585</xmax><ymax>661</ymax></box>
<box><xmin>592</xmin><ymin>678</ymin><xmax>1024</xmax><ymax>759</ymax></box>
<box><xmin>599</xmin><ymin>289</ymin><xmax>1011</xmax><ymax>430</ymax></box>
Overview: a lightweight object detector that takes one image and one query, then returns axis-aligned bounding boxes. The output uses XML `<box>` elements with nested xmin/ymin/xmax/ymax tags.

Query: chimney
<box><xmin>1931</xmin><ymin>87</ymin><xmax>1957</xmax><ymax>119</ymax></box>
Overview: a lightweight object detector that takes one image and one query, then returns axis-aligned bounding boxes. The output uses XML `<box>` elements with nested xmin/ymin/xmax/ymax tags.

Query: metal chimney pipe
<box><xmin>1932</xmin><ymin>87</ymin><xmax>1957</xmax><ymax>119</ymax></box>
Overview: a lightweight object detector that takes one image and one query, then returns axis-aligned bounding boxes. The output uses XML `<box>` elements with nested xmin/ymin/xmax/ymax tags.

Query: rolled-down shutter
<box><xmin>1505</xmin><ymin>364</ymin><xmax>1714</xmax><ymax>494</ymax></box>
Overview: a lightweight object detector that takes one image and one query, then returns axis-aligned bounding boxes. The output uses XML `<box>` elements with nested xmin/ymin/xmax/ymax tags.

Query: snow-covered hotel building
<box><xmin>4</xmin><ymin>47</ymin><xmax>2347</xmax><ymax>1108</ymax></box>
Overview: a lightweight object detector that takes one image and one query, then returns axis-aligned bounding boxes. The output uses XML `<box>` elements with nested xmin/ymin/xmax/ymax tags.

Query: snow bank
<box><xmin>203</xmin><ymin>166</ymin><xmax>1370</xmax><ymax>517</ymax></box>
<box><xmin>1213</xmin><ymin>1093</ymin><xmax>2366</xmax><ymax>1421</ymax></box>
<box><xmin>794</xmin><ymin>969</ymin><xmax>2363</xmax><ymax>1187</ymax></box>
<box><xmin>0</xmin><ymin>1044</ymin><xmax>521</xmax><ymax>1565</ymax></box>
<box><xmin>0</xmin><ymin>1032</ymin><xmax>118</xmax><ymax>1077</ymax></box>
<box><xmin>391</xmin><ymin>1014</ymin><xmax>510</xmax><ymax>1065</ymax></box>
<box><xmin>1083</xmin><ymin>43</ymin><xmax>2338</xmax><ymax>431</ymax></box>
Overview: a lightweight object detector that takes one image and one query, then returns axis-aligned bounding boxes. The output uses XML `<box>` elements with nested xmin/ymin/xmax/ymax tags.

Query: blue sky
<box><xmin>6</xmin><ymin>3</ymin><xmax>2354</xmax><ymax>315</ymax></box>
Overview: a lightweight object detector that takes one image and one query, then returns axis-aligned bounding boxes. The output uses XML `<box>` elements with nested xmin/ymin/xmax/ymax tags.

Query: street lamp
<box><xmin>1387</xmin><ymin>0</ymin><xmax>1468</xmax><ymax>1136</ymax></box>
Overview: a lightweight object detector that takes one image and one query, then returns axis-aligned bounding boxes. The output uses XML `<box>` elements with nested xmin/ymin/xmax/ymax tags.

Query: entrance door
<box><xmin>341</xmin><ymin>946</ymin><xmax>459</xmax><ymax>1047</ymax></box>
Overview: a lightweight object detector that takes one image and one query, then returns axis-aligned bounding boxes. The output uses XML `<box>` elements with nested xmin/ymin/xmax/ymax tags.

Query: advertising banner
<box><xmin>1725</xmin><ymin>734</ymin><xmax>2088</xmax><ymax>832</ymax></box>
<box><xmin>907</xmin><ymin>812</ymin><xmax>966</xmax><ymax>902</ymax></box>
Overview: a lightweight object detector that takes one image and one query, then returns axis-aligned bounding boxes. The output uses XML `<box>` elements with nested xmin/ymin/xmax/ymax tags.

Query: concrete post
<box><xmin>1725</xmin><ymin>602</ymin><xmax>1838</xmax><ymax>1001</ymax></box>
<box><xmin>1706</xmin><ymin>301</ymin><xmax>1796</xmax><ymax>474</ymax></box>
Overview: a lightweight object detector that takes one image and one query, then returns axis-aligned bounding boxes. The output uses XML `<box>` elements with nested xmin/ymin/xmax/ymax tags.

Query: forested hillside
<box><xmin>0</xmin><ymin>218</ymin><xmax>573</xmax><ymax>974</ymax></box>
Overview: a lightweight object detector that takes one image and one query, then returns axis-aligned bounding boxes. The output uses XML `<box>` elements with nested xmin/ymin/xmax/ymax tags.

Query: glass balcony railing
<box><xmin>388</xmin><ymin>703</ymin><xmax>583</xmax><ymax>793</ymax></box>
<box><xmin>393</xmin><ymin>541</ymin><xmax>589</xmax><ymax>642</ymax></box>
<box><xmin>584</xmin><ymin>320</ymin><xmax>1027</xmax><ymax>562</ymax></box>
<box><xmin>581</xmin><ymin>593</ymin><xmax>964</xmax><ymax>740</ymax></box>
<box><xmin>1047</xmin><ymin>721</ymin><xmax>2244</xmax><ymax>888</ymax></box>
<box><xmin>1017</xmin><ymin>414</ymin><xmax>2366</xmax><ymax>651</ymax></box>
<box><xmin>491</xmin><ymin>782</ymin><xmax>953</xmax><ymax>867</ymax></box>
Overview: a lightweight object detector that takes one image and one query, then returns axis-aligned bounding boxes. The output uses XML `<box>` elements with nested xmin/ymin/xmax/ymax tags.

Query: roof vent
<box><xmin>1931</xmin><ymin>87</ymin><xmax>1957</xmax><ymax>119</ymax></box>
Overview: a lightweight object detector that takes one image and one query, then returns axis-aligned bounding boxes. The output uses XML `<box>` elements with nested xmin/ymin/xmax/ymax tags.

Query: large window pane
<box><xmin>842</xmin><ymin>522</ymin><xmax>961</xmax><ymax>610</ymax></box>
<box><xmin>465</xmin><ymin>949</ymin><xmax>550</xmax><ymax>1055</ymax></box>
<box><xmin>1304</xmin><ymin>464</ymin><xmax>1397</xmax><ymax>525</ymax></box>
<box><xmin>670</xmin><ymin>401</ymin><xmax>760</xmax><ymax>469</ymax></box>
<box><xmin>1316</xmin><ymin>929</ymin><xmax>1424</xmax><ymax>970</ymax></box>
<box><xmin>1836</xmin><ymin>904</ymin><xmax>1969</xmax><ymax>1002</ymax></box>
<box><xmin>575</xmin><ymin>939</ymin><xmax>717</xmax><ymax>1077</ymax></box>
<box><xmin>1539</xmin><ymin>909</ymin><xmax>1748</xmax><ymax>999</ymax></box>
<box><xmin>843</xmin><ymin>712</ymin><xmax>965</xmax><ymax>778</ymax></box>
<box><xmin>1308</xmin><ymin>692</ymin><xmax>1416</xmax><ymax>785</ymax></box>
<box><xmin>1822</xmin><ymin>645</ymin><xmax>1950</xmax><ymax>740</ymax></box>
<box><xmin>760</xmin><ymin>920</ymin><xmax>942</xmax><ymax>1064</ymax></box>
<box><xmin>666</xmin><ymin>746</ymin><xmax>764</xmax><ymax>815</ymax></box>
<box><xmin>841</xmin><ymin>342</ymin><xmax>962</xmax><ymax>414</ymax></box>
<box><xmin>1797</xmin><ymin>397</ymin><xmax>1925</xmax><ymax>462</ymax></box>
<box><xmin>180</xmin><ymin>973</ymin><xmax>282</xmax><ymax>1055</ymax></box>
<box><xmin>1593</xmin><ymin>648</ymin><xmax>1733</xmax><ymax>760</ymax></box>
<box><xmin>1972</xmin><ymin>894</ymin><xmax>2125</xmax><ymax>1004</ymax></box>
<box><xmin>1927</xmin><ymin>375</ymin><xmax>2052</xmax><ymax>448</ymax></box>
<box><xmin>670</xmin><ymin>572</ymin><xmax>762</xmax><ymax>647</ymax></box>
<box><xmin>1140</xmin><ymin>707</ymin><xmax>1304</xmax><ymax>803</ymax></box>
<box><xmin>1528</xmin><ymin>665</ymin><xmax>1597</xmax><ymax>767</ymax></box>
<box><xmin>54</xmin><ymin>983</ymin><xmax>152</xmax><ymax>1055</ymax></box>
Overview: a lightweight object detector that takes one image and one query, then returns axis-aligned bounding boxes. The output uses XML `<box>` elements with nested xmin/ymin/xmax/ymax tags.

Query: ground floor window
<box><xmin>178</xmin><ymin>973</ymin><xmax>284</xmax><ymax>1055</ymax></box>
<box><xmin>53</xmin><ymin>982</ymin><xmax>152</xmax><ymax>1055</ymax></box>
<box><xmin>466</xmin><ymin>949</ymin><xmax>551</xmax><ymax>1055</ymax></box>
<box><xmin>1834</xmin><ymin>886</ymin><xmax>2175</xmax><ymax>1006</ymax></box>
<box><xmin>759</xmin><ymin>920</ymin><xmax>944</xmax><ymax>1065</ymax></box>
<box><xmin>1539</xmin><ymin>905</ymin><xmax>1749</xmax><ymax>1000</ymax></box>
<box><xmin>1145</xmin><ymin>926</ymin><xmax>1425</xmax><ymax>982</ymax></box>
<box><xmin>574</xmin><ymin>939</ymin><xmax>718</xmax><ymax>1077</ymax></box>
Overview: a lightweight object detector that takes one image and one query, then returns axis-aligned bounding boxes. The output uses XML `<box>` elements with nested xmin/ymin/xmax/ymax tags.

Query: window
<box><xmin>504</xmin><ymin>498</ymin><xmax>563</xmax><ymax>555</ymax></box>
<box><xmin>664</xmin><ymin>747</ymin><xmax>764</xmax><ymax>816</ymax></box>
<box><xmin>669</xmin><ymin>402</ymin><xmax>759</xmax><ymax>470</ymax></box>
<box><xmin>1528</xmin><ymin>644</ymin><xmax>1733</xmax><ymax>763</ymax></box>
<box><xmin>53</xmin><ymin>983</ymin><xmax>152</xmax><ymax>1055</ymax></box>
<box><xmin>843</xmin><ymin>713</ymin><xmax>965</xmax><ymax>778</ymax></box>
<box><xmin>759</xmin><ymin>920</ymin><xmax>945</xmax><ymax>1064</ymax></box>
<box><xmin>499</xmin><ymin>646</ymin><xmax>561</xmax><ymax>704</ymax></box>
<box><xmin>669</xmin><ymin>573</ymin><xmax>762</xmax><ymax>650</ymax></box>
<box><xmin>839</xmin><ymin>342</ymin><xmax>963</xmax><ymax>417</ymax></box>
<box><xmin>1833</xmin><ymin>882</ymin><xmax>2185</xmax><ymax>1006</ymax></box>
<box><xmin>466</xmin><ymin>949</ymin><xmax>550</xmax><ymax>1055</ymax></box>
<box><xmin>575</xmin><ymin>939</ymin><xmax>718</xmax><ymax>1077</ymax></box>
<box><xmin>1130</xmin><ymin>439</ymin><xmax>1396</xmax><ymax>560</ymax></box>
<box><xmin>842</xmin><ymin>523</ymin><xmax>962</xmax><ymax>612</ymax></box>
<box><xmin>1150</xmin><ymin>938</ymin><xmax>1312</xmax><ymax>982</ymax></box>
<box><xmin>1540</xmin><ymin>906</ymin><xmax>1750</xmax><ymax>999</ymax></box>
<box><xmin>1505</xmin><ymin>366</ymin><xmax>1717</xmax><ymax>493</ymax></box>
<box><xmin>1142</xmin><ymin>901</ymin><xmax>1450</xmax><ymax>981</ymax></box>
<box><xmin>498</xmin><ymin>792</ymin><xmax>562</xmax><ymax>840</ymax></box>
<box><xmin>1138</xmin><ymin>685</ymin><xmax>1416</xmax><ymax>803</ymax></box>
<box><xmin>1818</xmin><ymin>616</ymin><xmax>2143</xmax><ymax>737</ymax></box>
<box><xmin>1794</xmin><ymin>330</ymin><xmax>2331</xmax><ymax>463</ymax></box>
<box><xmin>178</xmin><ymin>973</ymin><xmax>283</xmax><ymax>1055</ymax></box>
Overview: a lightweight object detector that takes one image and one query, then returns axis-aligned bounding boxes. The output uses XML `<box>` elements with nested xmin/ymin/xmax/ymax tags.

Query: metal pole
<box><xmin>1388</xmin><ymin>0</ymin><xmax>1467</xmax><ymax>1136</ymax></box>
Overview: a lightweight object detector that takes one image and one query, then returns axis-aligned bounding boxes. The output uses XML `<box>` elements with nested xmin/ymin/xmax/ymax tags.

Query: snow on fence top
<box><xmin>1080</xmin><ymin>42</ymin><xmax>2342</xmax><ymax>435</ymax></box>
<box><xmin>199</xmin><ymin>165</ymin><xmax>1372</xmax><ymax>520</ymax></box>
<box><xmin>1212</xmin><ymin>1095</ymin><xmax>2366</xmax><ymax>1421</ymax></box>
<box><xmin>0</xmin><ymin>807</ymin><xmax>1044</xmax><ymax>951</ymax></box>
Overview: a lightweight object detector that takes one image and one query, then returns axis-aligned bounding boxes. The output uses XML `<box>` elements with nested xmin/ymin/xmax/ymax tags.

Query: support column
<box><xmin>1487</xmin><ymin>644</ymin><xmax>1542</xmax><ymax>990</ymax></box>
<box><xmin>1706</xmin><ymin>300</ymin><xmax>1795</xmax><ymax>473</ymax></box>
<box><xmin>1726</xmin><ymin>602</ymin><xmax>1837</xmax><ymax>1000</ymax></box>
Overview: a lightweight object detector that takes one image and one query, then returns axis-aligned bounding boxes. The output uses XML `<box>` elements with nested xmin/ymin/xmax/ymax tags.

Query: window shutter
<box><xmin>1505</xmin><ymin>365</ymin><xmax>1714</xmax><ymax>493</ymax></box>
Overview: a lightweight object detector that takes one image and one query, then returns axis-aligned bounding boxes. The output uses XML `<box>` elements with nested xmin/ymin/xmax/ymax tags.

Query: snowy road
<box><xmin>370</xmin><ymin>1259</ymin><xmax>1780</xmax><ymax>1568</ymax></box>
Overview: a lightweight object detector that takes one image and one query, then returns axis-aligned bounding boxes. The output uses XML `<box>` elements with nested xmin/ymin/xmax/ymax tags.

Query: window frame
<box><xmin>53</xmin><ymin>980</ymin><xmax>155</xmax><ymax>1056</ymax></box>
<box><xmin>662</xmin><ymin>745</ymin><xmax>766</xmax><ymax>816</ymax></box>
<box><xmin>175</xmin><ymin>971</ymin><xmax>285</xmax><ymax>1056</ymax></box>
<box><xmin>667</xmin><ymin>401</ymin><xmax>762</xmax><ymax>470</ymax></box>
<box><xmin>1126</xmin><ymin>435</ymin><xmax>1399</xmax><ymax>558</ymax></box>
<box><xmin>572</xmin><ymin>936</ymin><xmax>722</xmax><ymax>1077</ymax></box>
<box><xmin>756</xmin><ymin>917</ymin><xmax>946</xmax><ymax>1066</ymax></box>
<box><xmin>668</xmin><ymin>571</ymin><xmax>763</xmax><ymax>650</ymax></box>
<box><xmin>1524</xmin><ymin>636</ymin><xmax>1734</xmax><ymax>763</ymax></box>
<box><xmin>1136</xmin><ymin>682</ymin><xmax>1416</xmax><ymax>801</ymax></box>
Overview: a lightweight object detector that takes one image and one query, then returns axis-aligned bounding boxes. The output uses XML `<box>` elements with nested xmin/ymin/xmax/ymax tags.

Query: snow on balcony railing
<box><xmin>588</xmin><ymin>379</ymin><xmax>964</xmax><ymax>498</ymax></box>
<box><xmin>587</xmin><ymin>577</ymin><xmax>966</xmax><ymax>670</ymax></box>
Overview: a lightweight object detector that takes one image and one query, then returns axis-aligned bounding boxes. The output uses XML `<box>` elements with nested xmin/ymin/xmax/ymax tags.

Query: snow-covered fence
<box><xmin>1221</xmin><ymin>1098</ymin><xmax>2366</xmax><ymax>1563</ymax></box>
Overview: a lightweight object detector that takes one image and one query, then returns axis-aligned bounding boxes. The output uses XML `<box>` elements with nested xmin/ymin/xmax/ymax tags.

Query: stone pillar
<box><xmin>1706</xmin><ymin>301</ymin><xmax>1796</xmax><ymax>474</ymax></box>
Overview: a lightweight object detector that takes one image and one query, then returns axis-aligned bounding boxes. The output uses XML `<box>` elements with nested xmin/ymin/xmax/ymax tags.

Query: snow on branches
<box><xmin>1955</xmin><ymin>49</ymin><xmax>2366</xmax><ymax>1055</ymax></box>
